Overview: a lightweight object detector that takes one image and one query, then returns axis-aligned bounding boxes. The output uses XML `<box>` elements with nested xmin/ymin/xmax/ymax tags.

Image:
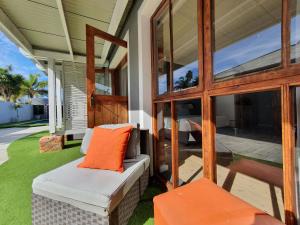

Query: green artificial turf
<box><xmin>0</xmin><ymin>131</ymin><xmax>162</xmax><ymax>225</ymax></box>
<box><xmin>128</xmin><ymin>184</ymin><xmax>162</xmax><ymax>225</ymax></box>
<box><xmin>0</xmin><ymin>119</ymin><xmax>48</xmax><ymax>129</ymax></box>
<box><xmin>0</xmin><ymin>131</ymin><xmax>82</xmax><ymax>225</ymax></box>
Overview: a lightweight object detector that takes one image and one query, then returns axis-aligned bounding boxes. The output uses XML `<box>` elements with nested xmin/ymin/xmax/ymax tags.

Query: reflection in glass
<box><xmin>213</xmin><ymin>0</ymin><xmax>282</xmax><ymax>80</ymax></box>
<box><xmin>157</xmin><ymin>103</ymin><xmax>172</xmax><ymax>183</ymax></box>
<box><xmin>95</xmin><ymin>70</ymin><xmax>112</xmax><ymax>95</ymax></box>
<box><xmin>215</xmin><ymin>91</ymin><xmax>284</xmax><ymax>221</ymax></box>
<box><xmin>172</xmin><ymin>0</ymin><xmax>198</xmax><ymax>91</ymax></box>
<box><xmin>176</xmin><ymin>99</ymin><xmax>202</xmax><ymax>186</ymax></box>
<box><xmin>94</xmin><ymin>37</ymin><xmax>104</xmax><ymax>65</ymax></box>
<box><xmin>290</xmin><ymin>0</ymin><xmax>300</xmax><ymax>63</ymax></box>
<box><xmin>154</xmin><ymin>6</ymin><xmax>171</xmax><ymax>95</ymax></box>
<box><xmin>293</xmin><ymin>87</ymin><xmax>300</xmax><ymax>223</ymax></box>
<box><xmin>116</xmin><ymin>64</ymin><xmax>128</xmax><ymax>97</ymax></box>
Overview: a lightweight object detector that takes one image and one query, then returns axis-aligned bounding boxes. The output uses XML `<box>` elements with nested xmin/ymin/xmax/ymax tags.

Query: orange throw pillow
<box><xmin>78</xmin><ymin>126</ymin><xmax>133</xmax><ymax>172</ymax></box>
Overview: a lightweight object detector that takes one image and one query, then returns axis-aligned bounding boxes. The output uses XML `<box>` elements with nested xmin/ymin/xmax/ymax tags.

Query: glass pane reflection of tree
<box><xmin>172</xmin><ymin>0</ymin><xmax>199</xmax><ymax>91</ymax></box>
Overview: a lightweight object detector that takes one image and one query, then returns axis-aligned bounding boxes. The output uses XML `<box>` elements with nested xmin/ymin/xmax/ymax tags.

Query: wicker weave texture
<box><xmin>32</xmin><ymin>168</ymin><xmax>149</xmax><ymax>225</ymax></box>
<box><xmin>140</xmin><ymin>167</ymin><xmax>149</xmax><ymax>195</ymax></box>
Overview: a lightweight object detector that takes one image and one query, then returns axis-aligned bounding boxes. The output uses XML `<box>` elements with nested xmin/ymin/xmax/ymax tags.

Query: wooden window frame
<box><xmin>151</xmin><ymin>0</ymin><xmax>204</xmax><ymax>102</ymax></box>
<box><xmin>94</xmin><ymin>57</ymin><xmax>128</xmax><ymax>97</ymax></box>
<box><xmin>205</xmin><ymin>0</ymin><xmax>299</xmax><ymax>91</ymax></box>
<box><xmin>151</xmin><ymin>0</ymin><xmax>299</xmax><ymax>223</ymax></box>
<box><xmin>151</xmin><ymin>0</ymin><xmax>171</xmax><ymax>99</ymax></box>
<box><xmin>152</xmin><ymin>101</ymin><xmax>175</xmax><ymax>190</ymax></box>
<box><xmin>153</xmin><ymin>97</ymin><xmax>203</xmax><ymax>189</ymax></box>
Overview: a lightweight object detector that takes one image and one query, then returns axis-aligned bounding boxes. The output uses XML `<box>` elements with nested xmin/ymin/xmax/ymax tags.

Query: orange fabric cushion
<box><xmin>78</xmin><ymin>126</ymin><xmax>133</xmax><ymax>172</ymax></box>
<box><xmin>154</xmin><ymin>178</ymin><xmax>284</xmax><ymax>225</ymax></box>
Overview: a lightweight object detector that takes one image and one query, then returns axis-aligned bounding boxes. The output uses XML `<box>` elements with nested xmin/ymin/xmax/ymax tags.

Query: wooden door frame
<box><xmin>151</xmin><ymin>0</ymin><xmax>298</xmax><ymax>223</ymax></box>
<box><xmin>86</xmin><ymin>24</ymin><xmax>128</xmax><ymax>128</ymax></box>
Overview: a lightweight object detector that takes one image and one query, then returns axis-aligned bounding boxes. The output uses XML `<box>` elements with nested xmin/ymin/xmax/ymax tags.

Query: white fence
<box><xmin>0</xmin><ymin>101</ymin><xmax>33</xmax><ymax>124</ymax></box>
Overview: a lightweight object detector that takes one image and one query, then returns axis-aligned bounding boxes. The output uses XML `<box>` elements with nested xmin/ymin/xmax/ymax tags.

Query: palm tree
<box><xmin>174</xmin><ymin>70</ymin><xmax>198</xmax><ymax>90</ymax></box>
<box><xmin>21</xmin><ymin>74</ymin><xmax>47</xmax><ymax>103</ymax></box>
<box><xmin>0</xmin><ymin>67</ymin><xmax>24</xmax><ymax>102</ymax></box>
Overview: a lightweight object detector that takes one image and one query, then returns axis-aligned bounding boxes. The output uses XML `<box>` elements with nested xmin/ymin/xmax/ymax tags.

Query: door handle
<box><xmin>91</xmin><ymin>92</ymin><xmax>95</xmax><ymax>108</ymax></box>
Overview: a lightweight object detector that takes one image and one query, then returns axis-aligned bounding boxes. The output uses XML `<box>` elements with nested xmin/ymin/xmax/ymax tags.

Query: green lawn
<box><xmin>128</xmin><ymin>185</ymin><xmax>162</xmax><ymax>225</ymax></box>
<box><xmin>0</xmin><ymin>131</ymin><xmax>160</xmax><ymax>225</ymax></box>
<box><xmin>0</xmin><ymin>119</ymin><xmax>48</xmax><ymax>129</ymax></box>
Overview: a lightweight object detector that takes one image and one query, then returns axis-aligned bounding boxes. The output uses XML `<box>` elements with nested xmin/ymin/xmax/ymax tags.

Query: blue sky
<box><xmin>0</xmin><ymin>32</ymin><xmax>47</xmax><ymax>81</ymax></box>
<box><xmin>158</xmin><ymin>15</ymin><xmax>300</xmax><ymax>94</ymax></box>
<box><xmin>291</xmin><ymin>15</ymin><xmax>300</xmax><ymax>45</ymax></box>
<box><xmin>213</xmin><ymin>15</ymin><xmax>300</xmax><ymax>75</ymax></box>
<box><xmin>159</xmin><ymin>21</ymin><xmax>283</xmax><ymax>93</ymax></box>
<box><xmin>213</xmin><ymin>22</ymin><xmax>282</xmax><ymax>75</ymax></box>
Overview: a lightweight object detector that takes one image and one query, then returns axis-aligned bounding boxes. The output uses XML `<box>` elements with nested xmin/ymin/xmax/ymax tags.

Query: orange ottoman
<box><xmin>154</xmin><ymin>178</ymin><xmax>284</xmax><ymax>225</ymax></box>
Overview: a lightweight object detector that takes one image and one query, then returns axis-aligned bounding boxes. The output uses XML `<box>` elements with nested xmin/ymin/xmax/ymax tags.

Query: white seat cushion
<box><xmin>32</xmin><ymin>154</ymin><xmax>150</xmax><ymax>216</ymax></box>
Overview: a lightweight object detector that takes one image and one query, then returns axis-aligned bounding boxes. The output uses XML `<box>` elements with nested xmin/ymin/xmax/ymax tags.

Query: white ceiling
<box><xmin>0</xmin><ymin>0</ymin><xmax>128</xmax><ymax>62</ymax></box>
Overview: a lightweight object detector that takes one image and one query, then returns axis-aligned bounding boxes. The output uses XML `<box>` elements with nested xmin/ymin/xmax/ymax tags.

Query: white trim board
<box><xmin>33</xmin><ymin>49</ymin><xmax>103</xmax><ymax>65</ymax></box>
<box><xmin>137</xmin><ymin>0</ymin><xmax>162</xmax><ymax>176</ymax></box>
<box><xmin>55</xmin><ymin>0</ymin><xmax>74</xmax><ymax>60</ymax></box>
<box><xmin>100</xmin><ymin>0</ymin><xmax>129</xmax><ymax>65</ymax></box>
<box><xmin>137</xmin><ymin>0</ymin><xmax>161</xmax><ymax>131</ymax></box>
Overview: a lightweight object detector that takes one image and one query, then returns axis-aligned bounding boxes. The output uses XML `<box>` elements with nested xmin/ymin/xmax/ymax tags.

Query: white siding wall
<box><xmin>63</xmin><ymin>61</ymin><xmax>87</xmax><ymax>131</ymax></box>
<box><xmin>0</xmin><ymin>101</ymin><xmax>33</xmax><ymax>124</ymax></box>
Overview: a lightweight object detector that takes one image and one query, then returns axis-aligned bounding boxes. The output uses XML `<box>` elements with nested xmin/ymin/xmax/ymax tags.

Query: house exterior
<box><xmin>32</xmin><ymin>97</ymin><xmax>48</xmax><ymax>119</ymax></box>
<box><xmin>1</xmin><ymin>0</ymin><xmax>300</xmax><ymax>224</ymax></box>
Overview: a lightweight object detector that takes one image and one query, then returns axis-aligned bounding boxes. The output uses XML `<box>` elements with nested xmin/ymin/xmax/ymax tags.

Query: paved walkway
<box><xmin>0</xmin><ymin>126</ymin><xmax>48</xmax><ymax>165</ymax></box>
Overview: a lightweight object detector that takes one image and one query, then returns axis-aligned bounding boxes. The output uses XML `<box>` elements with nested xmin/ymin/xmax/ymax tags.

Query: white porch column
<box><xmin>48</xmin><ymin>58</ymin><xmax>56</xmax><ymax>134</ymax></box>
<box><xmin>55</xmin><ymin>67</ymin><xmax>62</xmax><ymax>129</ymax></box>
<box><xmin>137</xmin><ymin>0</ymin><xmax>161</xmax><ymax>176</ymax></box>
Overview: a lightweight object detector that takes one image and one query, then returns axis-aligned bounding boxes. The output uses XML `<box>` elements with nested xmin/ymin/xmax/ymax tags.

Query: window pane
<box><xmin>293</xmin><ymin>87</ymin><xmax>300</xmax><ymax>223</ymax></box>
<box><xmin>291</xmin><ymin>0</ymin><xmax>300</xmax><ymax>63</ymax></box>
<box><xmin>157</xmin><ymin>102</ymin><xmax>173</xmax><ymax>183</ymax></box>
<box><xmin>172</xmin><ymin>0</ymin><xmax>199</xmax><ymax>91</ymax></box>
<box><xmin>115</xmin><ymin>64</ymin><xmax>128</xmax><ymax>97</ymax></box>
<box><xmin>176</xmin><ymin>99</ymin><xmax>202</xmax><ymax>186</ymax></box>
<box><xmin>213</xmin><ymin>0</ymin><xmax>282</xmax><ymax>80</ymax></box>
<box><xmin>215</xmin><ymin>91</ymin><xmax>284</xmax><ymax>221</ymax></box>
<box><xmin>95</xmin><ymin>70</ymin><xmax>112</xmax><ymax>95</ymax></box>
<box><xmin>94</xmin><ymin>37</ymin><xmax>103</xmax><ymax>66</ymax></box>
<box><xmin>154</xmin><ymin>6</ymin><xmax>171</xmax><ymax>95</ymax></box>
